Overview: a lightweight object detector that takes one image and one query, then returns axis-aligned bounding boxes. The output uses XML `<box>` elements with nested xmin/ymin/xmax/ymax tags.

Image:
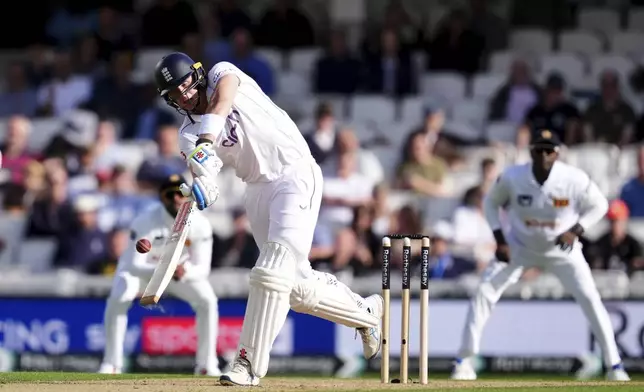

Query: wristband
<box><xmin>570</xmin><ymin>223</ymin><xmax>584</xmax><ymax>236</ymax></box>
<box><xmin>199</xmin><ymin>113</ymin><xmax>226</xmax><ymax>135</ymax></box>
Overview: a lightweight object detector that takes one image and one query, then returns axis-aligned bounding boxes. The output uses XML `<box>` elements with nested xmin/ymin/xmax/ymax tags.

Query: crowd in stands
<box><xmin>1</xmin><ymin>0</ymin><xmax>644</xmax><ymax>284</ymax></box>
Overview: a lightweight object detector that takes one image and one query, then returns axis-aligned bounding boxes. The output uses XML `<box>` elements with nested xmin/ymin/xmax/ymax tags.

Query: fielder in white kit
<box><xmin>450</xmin><ymin>130</ymin><xmax>630</xmax><ymax>382</ymax></box>
<box><xmin>99</xmin><ymin>174</ymin><xmax>220</xmax><ymax>376</ymax></box>
<box><xmin>153</xmin><ymin>52</ymin><xmax>383</xmax><ymax>386</ymax></box>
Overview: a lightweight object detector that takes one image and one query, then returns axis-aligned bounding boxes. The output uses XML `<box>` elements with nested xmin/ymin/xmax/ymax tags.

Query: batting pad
<box><xmin>238</xmin><ymin>242</ymin><xmax>296</xmax><ymax>378</ymax></box>
<box><xmin>290</xmin><ymin>274</ymin><xmax>379</xmax><ymax>329</ymax></box>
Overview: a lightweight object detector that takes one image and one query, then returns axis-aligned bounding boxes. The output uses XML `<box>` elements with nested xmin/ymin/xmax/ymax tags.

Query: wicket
<box><xmin>380</xmin><ymin>234</ymin><xmax>430</xmax><ymax>385</ymax></box>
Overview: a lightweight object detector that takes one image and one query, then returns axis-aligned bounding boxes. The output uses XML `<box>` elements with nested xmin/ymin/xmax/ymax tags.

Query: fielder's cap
<box><xmin>607</xmin><ymin>199</ymin><xmax>629</xmax><ymax>220</ymax></box>
<box><xmin>530</xmin><ymin>129</ymin><xmax>562</xmax><ymax>148</ymax></box>
<box><xmin>159</xmin><ymin>174</ymin><xmax>186</xmax><ymax>194</ymax></box>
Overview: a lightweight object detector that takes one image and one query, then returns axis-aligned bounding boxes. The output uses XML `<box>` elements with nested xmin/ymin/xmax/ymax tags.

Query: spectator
<box><xmin>619</xmin><ymin>145</ymin><xmax>644</xmax><ymax>217</ymax></box>
<box><xmin>371</xmin><ymin>183</ymin><xmax>393</xmax><ymax>237</ymax></box>
<box><xmin>0</xmin><ymin>62</ymin><xmax>38</xmax><ymax>117</ymax></box>
<box><xmin>588</xmin><ymin>199</ymin><xmax>644</xmax><ymax>275</ymax></box>
<box><xmin>468</xmin><ymin>0</ymin><xmax>508</xmax><ymax>54</ymax></box>
<box><xmin>136</xmin><ymin>124</ymin><xmax>186</xmax><ymax>187</ymax></box>
<box><xmin>73</xmin><ymin>35</ymin><xmax>105</xmax><ymax>78</ymax></box>
<box><xmin>87</xmin><ymin>228</ymin><xmax>129</xmax><ymax>276</ymax></box>
<box><xmin>417</xmin><ymin>110</ymin><xmax>464</xmax><ymax>168</ymax></box>
<box><xmin>304</xmin><ymin>103</ymin><xmax>337</xmax><ymax>165</ymax></box>
<box><xmin>130</xmin><ymin>83</ymin><xmax>177</xmax><ymax>140</ymax></box>
<box><xmin>87</xmin><ymin>50</ymin><xmax>141</xmax><ymax>127</ymax></box>
<box><xmin>93</xmin><ymin>120</ymin><xmax>124</xmax><ymax>172</ymax></box>
<box><xmin>22</xmin><ymin>160</ymin><xmax>47</xmax><ymax>206</ymax></box>
<box><xmin>54</xmin><ymin>194</ymin><xmax>109</xmax><ymax>271</ymax></box>
<box><xmin>181</xmin><ymin>33</ymin><xmax>206</xmax><ymax>69</ymax></box>
<box><xmin>23</xmin><ymin>43</ymin><xmax>52</xmax><ymax>89</ymax></box>
<box><xmin>583</xmin><ymin>70</ymin><xmax>636</xmax><ymax>146</ymax></box>
<box><xmin>214</xmin><ymin>0</ymin><xmax>252</xmax><ymax>39</ymax></box>
<box><xmin>313</xmin><ymin>29</ymin><xmax>362</xmax><ymax>95</ymax></box>
<box><xmin>221</xmin><ymin>28</ymin><xmax>275</xmax><ymax>96</ymax></box>
<box><xmin>36</xmin><ymin>49</ymin><xmax>93</xmax><ymax>117</ymax></box>
<box><xmin>92</xmin><ymin>6</ymin><xmax>136</xmax><ymax>63</ymax></box>
<box><xmin>98</xmin><ymin>166</ymin><xmax>151</xmax><ymax>233</ymax></box>
<box><xmin>489</xmin><ymin>59</ymin><xmax>541</xmax><ymax>124</ymax></box>
<box><xmin>66</xmin><ymin>146</ymin><xmax>99</xmax><ymax>197</ymax></box>
<box><xmin>0</xmin><ymin>116</ymin><xmax>40</xmax><ymax>185</ymax></box>
<box><xmin>2</xmin><ymin>183</ymin><xmax>27</xmax><ymax>216</ymax></box>
<box><xmin>26</xmin><ymin>163</ymin><xmax>75</xmax><ymax>237</ymax></box>
<box><xmin>427</xmin><ymin>221</ymin><xmax>476</xmax><ymax>279</ymax></box>
<box><xmin>524</xmin><ymin>73</ymin><xmax>581</xmax><ymax>145</ymax></box>
<box><xmin>364</xmin><ymin>29</ymin><xmax>415</xmax><ymax>96</ymax></box>
<box><xmin>395</xmin><ymin>130</ymin><xmax>448</xmax><ymax>197</ymax></box>
<box><xmin>320</xmin><ymin>153</ymin><xmax>374</xmax><ymax>230</ymax></box>
<box><xmin>479</xmin><ymin>157</ymin><xmax>498</xmax><ymax>192</ymax></box>
<box><xmin>213</xmin><ymin>208</ymin><xmax>258</xmax><ymax>269</ymax></box>
<box><xmin>389</xmin><ymin>204</ymin><xmax>424</xmax><ymax>266</ymax></box>
<box><xmin>201</xmin><ymin>11</ymin><xmax>231</xmax><ymax>66</ymax></box>
<box><xmin>426</xmin><ymin>9</ymin><xmax>485</xmax><ymax>75</ymax></box>
<box><xmin>332</xmin><ymin>205</ymin><xmax>380</xmax><ymax>275</ymax></box>
<box><xmin>380</xmin><ymin>0</ymin><xmax>421</xmax><ymax>48</ymax></box>
<box><xmin>309</xmin><ymin>223</ymin><xmax>335</xmax><ymax>269</ymax></box>
<box><xmin>322</xmin><ymin>127</ymin><xmax>384</xmax><ymax>185</ymax></box>
<box><xmin>451</xmin><ymin>186</ymin><xmax>495</xmax><ymax>270</ymax></box>
<box><xmin>140</xmin><ymin>0</ymin><xmax>198</xmax><ymax>47</ymax></box>
<box><xmin>509</xmin><ymin>125</ymin><xmax>531</xmax><ymax>164</ymax></box>
<box><xmin>255</xmin><ymin>0</ymin><xmax>315</xmax><ymax>50</ymax></box>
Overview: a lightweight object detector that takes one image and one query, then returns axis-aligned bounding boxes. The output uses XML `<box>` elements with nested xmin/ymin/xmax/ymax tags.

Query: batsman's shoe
<box><xmin>195</xmin><ymin>366</ymin><xmax>222</xmax><ymax>377</ymax></box>
<box><xmin>606</xmin><ymin>364</ymin><xmax>630</xmax><ymax>381</ymax></box>
<box><xmin>97</xmin><ymin>363</ymin><xmax>122</xmax><ymax>374</ymax></box>
<box><xmin>357</xmin><ymin>294</ymin><xmax>384</xmax><ymax>359</ymax></box>
<box><xmin>450</xmin><ymin>358</ymin><xmax>477</xmax><ymax>380</ymax></box>
<box><xmin>219</xmin><ymin>357</ymin><xmax>260</xmax><ymax>386</ymax></box>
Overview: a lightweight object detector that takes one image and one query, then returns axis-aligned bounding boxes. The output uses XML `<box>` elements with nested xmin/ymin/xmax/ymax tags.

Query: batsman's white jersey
<box><xmin>177</xmin><ymin>62</ymin><xmax>381</xmax><ymax>384</ymax></box>
<box><xmin>99</xmin><ymin>204</ymin><xmax>219</xmax><ymax>375</ymax></box>
<box><xmin>453</xmin><ymin>160</ymin><xmax>623</xmax><ymax>379</ymax></box>
<box><xmin>178</xmin><ymin>62</ymin><xmax>311</xmax><ymax>184</ymax></box>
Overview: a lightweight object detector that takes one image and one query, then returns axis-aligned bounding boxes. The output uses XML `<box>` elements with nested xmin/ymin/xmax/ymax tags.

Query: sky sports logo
<box><xmin>141</xmin><ymin>317</ymin><xmax>243</xmax><ymax>355</ymax></box>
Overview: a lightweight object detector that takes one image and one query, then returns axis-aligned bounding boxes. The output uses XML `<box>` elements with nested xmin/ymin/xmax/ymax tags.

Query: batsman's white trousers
<box><xmin>101</xmin><ymin>272</ymin><xmax>219</xmax><ymax>371</ymax></box>
<box><xmin>238</xmin><ymin>158</ymin><xmax>376</xmax><ymax>377</ymax></box>
<box><xmin>457</xmin><ymin>238</ymin><xmax>622</xmax><ymax>368</ymax></box>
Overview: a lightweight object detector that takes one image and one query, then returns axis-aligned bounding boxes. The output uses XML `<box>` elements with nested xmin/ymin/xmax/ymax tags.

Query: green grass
<box><xmin>1</xmin><ymin>372</ymin><xmax>643</xmax><ymax>391</ymax></box>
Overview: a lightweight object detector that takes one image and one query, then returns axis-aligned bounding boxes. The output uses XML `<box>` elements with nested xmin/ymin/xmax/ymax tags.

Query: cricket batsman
<box><xmin>450</xmin><ymin>130</ymin><xmax>630</xmax><ymax>381</ymax></box>
<box><xmin>153</xmin><ymin>52</ymin><xmax>383</xmax><ymax>386</ymax></box>
<box><xmin>98</xmin><ymin>174</ymin><xmax>220</xmax><ymax>376</ymax></box>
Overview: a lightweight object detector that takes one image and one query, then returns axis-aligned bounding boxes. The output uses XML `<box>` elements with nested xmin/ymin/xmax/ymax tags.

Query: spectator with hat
<box><xmin>588</xmin><ymin>199</ymin><xmax>644</xmax><ymax>276</ymax></box>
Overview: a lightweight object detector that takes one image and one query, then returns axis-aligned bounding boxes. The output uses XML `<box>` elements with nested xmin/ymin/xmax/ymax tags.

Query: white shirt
<box><xmin>178</xmin><ymin>62</ymin><xmax>312</xmax><ymax>183</ymax></box>
<box><xmin>116</xmin><ymin>203</ymin><xmax>213</xmax><ymax>280</ymax></box>
<box><xmin>320</xmin><ymin>173</ymin><xmax>374</xmax><ymax>228</ymax></box>
<box><xmin>483</xmin><ymin>161</ymin><xmax>608</xmax><ymax>254</ymax></box>
<box><xmin>36</xmin><ymin>76</ymin><xmax>93</xmax><ymax>117</ymax></box>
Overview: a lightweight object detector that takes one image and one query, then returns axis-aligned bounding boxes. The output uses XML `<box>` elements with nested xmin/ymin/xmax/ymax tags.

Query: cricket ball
<box><xmin>136</xmin><ymin>238</ymin><xmax>152</xmax><ymax>254</ymax></box>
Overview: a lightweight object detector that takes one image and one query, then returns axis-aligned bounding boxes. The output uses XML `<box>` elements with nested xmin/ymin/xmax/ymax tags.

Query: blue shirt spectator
<box><xmin>619</xmin><ymin>146</ymin><xmax>644</xmax><ymax>218</ymax></box>
<box><xmin>220</xmin><ymin>28</ymin><xmax>275</xmax><ymax>96</ymax></box>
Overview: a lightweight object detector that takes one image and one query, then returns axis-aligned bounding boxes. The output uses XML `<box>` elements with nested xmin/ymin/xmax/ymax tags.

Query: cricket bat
<box><xmin>139</xmin><ymin>200</ymin><xmax>196</xmax><ymax>306</ymax></box>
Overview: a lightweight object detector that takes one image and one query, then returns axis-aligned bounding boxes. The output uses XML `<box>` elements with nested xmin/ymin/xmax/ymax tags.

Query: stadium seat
<box><xmin>592</xmin><ymin>270</ymin><xmax>630</xmax><ymax>299</ymax></box>
<box><xmin>18</xmin><ymin>239</ymin><xmax>57</xmax><ymax>273</ymax></box>
<box><xmin>488</xmin><ymin>51</ymin><xmax>517</xmax><ymax>74</ymax></box>
<box><xmin>589</xmin><ymin>54</ymin><xmax>636</xmax><ymax>86</ymax></box>
<box><xmin>559</xmin><ymin>31</ymin><xmax>604</xmax><ymax>56</ymax></box>
<box><xmin>471</xmin><ymin>73</ymin><xmax>506</xmax><ymax>101</ymax></box>
<box><xmin>277</xmin><ymin>72</ymin><xmax>311</xmax><ymax>101</ymax></box>
<box><xmin>0</xmin><ymin>213</ymin><xmax>27</xmax><ymax>269</ymax></box>
<box><xmin>135</xmin><ymin>48</ymin><xmax>175</xmax><ymax>77</ymax></box>
<box><xmin>578</xmin><ymin>8</ymin><xmax>621</xmax><ymax>38</ymax></box>
<box><xmin>421</xmin><ymin>196</ymin><xmax>461</xmax><ymax>227</ymax></box>
<box><xmin>399</xmin><ymin>96</ymin><xmax>425</xmax><ymax>123</ymax></box>
<box><xmin>330</xmin><ymin>0</ymin><xmax>365</xmax><ymax>24</ymax></box>
<box><xmin>288</xmin><ymin>48</ymin><xmax>323</xmax><ymax>76</ymax></box>
<box><xmin>628</xmin><ymin>219</ymin><xmax>644</xmax><ymax>243</ymax></box>
<box><xmin>350</xmin><ymin>95</ymin><xmax>396</xmax><ymax>124</ymax></box>
<box><xmin>297</xmin><ymin>94</ymin><xmax>347</xmax><ymax>121</ymax></box>
<box><xmin>563</xmin><ymin>143</ymin><xmax>619</xmax><ymax>195</ymax></box>
<box><xmin>627</xmin><ymin>8</ymin><xmax>644</xmax><ymax>32</ymax></box>
<box><xmin>421</xmin><ymin>73</ymin><xmax>467</xmax><ymax>106</ymax></box>
<box><xmin>485</xmin><ymin>121</ymin><xmax>518</xmax><ymax>143</ymax></box>
<box><xmin>116</xmin><ymin>141</ymin><xmax>158</xmax><ymax>172</ymax></box>
<box><xmin>610</xmin><ymin>32</ymin><xmax>644</xmax><ymax>56</ymax></box>
<box><xmin>617</xmin><ymin>144</ymin><xmax>640</xmax><ymax>179</ymax></box>
<box><xmin>539</xmin><ymin>53</ymin><xmax>586</xmax><ymax>87</ymax></box>
<box><xmin>444</xmin><ymin>170</ymin><xmax>480</xmax><ymax>198</ymax></box>
<box><xmin>629</xmin><ymin>271</ymin><xmax>644</xmax><ymax>297</ymax></box>
<box><xmin>509</xmin><ymin>29</ymin><xmax>553</xmax><ymax>54</ymax></box>
<box><xmin>449</xmin><ymin>99</ymin><xmax>488</xmax><ymax>131</ymax></box>
<box><xmin>256</xmin><ymin>48</ymin><xmax>284</xmax><ymax>71</ymax></box>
